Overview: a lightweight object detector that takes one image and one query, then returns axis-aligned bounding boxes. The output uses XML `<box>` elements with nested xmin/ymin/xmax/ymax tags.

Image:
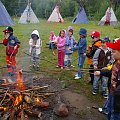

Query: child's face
<box><xmin>68</xmin><ymin>32</ymin><xmax>72</xmax><ymax>39</ymax></box>
<box><xmin>101</xmin><ymin>42</ymin><xmax>107</xmax><ymax>48</ymax></box>
<box><xmin>33</xmin><ymin>36</ymin><xmax>38</xmax><ymax>40</ymax></box>
<box><xmin>91</xmin><ymin>36</ymin><xmax>99</xmax><ymax>42</ymax></box>
<box><xmin>112</xmin><ymin>50</ymin><xmax>120</xmax><ymax>60</ymax></box>
<box><xmin>61</xmin><ymin>31</ymin><xmax>65</xmax><ymax>37</ymax></box>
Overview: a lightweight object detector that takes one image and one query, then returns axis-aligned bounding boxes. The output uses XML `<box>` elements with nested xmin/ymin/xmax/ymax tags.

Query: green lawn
<box><xmin>0</xmin><ymin>19</ymin><xmax>120</xmax><ymax>104</ymax></box>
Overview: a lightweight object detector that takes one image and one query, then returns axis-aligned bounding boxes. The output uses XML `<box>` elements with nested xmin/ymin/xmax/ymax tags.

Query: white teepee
<box><xmin>18</xmin><ymin>2</ymin><xmax>39</xmax><ymax>24</ymax></box>
<box><xmin>99</xmin><ymin>7</ymin><xmax>118</xmax><ymax>26</ymax></box>
<box><xmin>48</xmin><ymin>5</ymin><xmax>64</xmax><ymax>23</ymax></box>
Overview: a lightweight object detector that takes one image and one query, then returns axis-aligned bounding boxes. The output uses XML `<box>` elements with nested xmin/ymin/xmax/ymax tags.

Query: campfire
<box><xmin>0</xmin><ymin>70</ymin><xmax>52</xmax><ymax>120</ymax></box>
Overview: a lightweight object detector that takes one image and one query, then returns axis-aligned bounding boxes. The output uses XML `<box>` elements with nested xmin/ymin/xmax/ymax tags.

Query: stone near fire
<box><xmin>54</xmin><ymin>103</ymin><xmax>69</xmax><ymax>117</ymax></box>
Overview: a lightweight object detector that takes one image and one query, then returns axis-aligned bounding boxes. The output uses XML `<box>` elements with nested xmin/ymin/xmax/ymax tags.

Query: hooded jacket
<box><xmin>29</xmin><ymin>30</ymin><xmax>42</xmax><ymax>55</ymax></box>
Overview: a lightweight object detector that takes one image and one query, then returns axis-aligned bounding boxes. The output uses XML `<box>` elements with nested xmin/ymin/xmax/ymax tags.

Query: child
<box><xmin>49</xmin><ymin>31</ymin><xmax>56</xmax><ymax>55</ymax></box>
<box><xmin>95</xmin><ymin>38</ymin><xmax>120</xmax><ymax>120</ymax></box>
<box><xmin>86</xmin><ymin>31</ymin><xmax>102</xmax><ymax>84</ymax></box>
<box><xmin>106</xmin><ymin>38</ymin><xmax>120</xmax><ymax>120</ymax></box>
<box><xmin>3</xmin><ymin>26</ymin><xmax>20</xmax><ymax>78</ymax></box>
<box><xmin>92</xmin><ymin>36</ymin><xmax>112</xmax><ymax>98</ymax></box>
<box><xmin>64</xmin><ymin>28</ymin><xmax>76</xmax><ymax>68</ymax></box>
<box><xmin>55</xmin><ymin>30</ymin><xmax>66</xmax><ymax>69</ymax></box>
<box><xmin>29</xmin><ymin>30</ymin><xmax>42</xmax><ymax>69</ymax></box>
<box><xmin>71</xmin><ymin>28</ymin><xmax>87</xmax><ymax>79</ymax></box>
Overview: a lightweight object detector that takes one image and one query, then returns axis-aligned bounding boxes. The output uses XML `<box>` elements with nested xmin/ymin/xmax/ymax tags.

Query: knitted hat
<box><xmin>79</xmin><ymin>28</ymin><xmax>87</xmax><ymax>37</ymax></box>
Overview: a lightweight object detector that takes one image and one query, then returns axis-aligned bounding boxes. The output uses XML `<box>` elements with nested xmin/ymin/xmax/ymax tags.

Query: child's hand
<box><xmin>68</xmin><ymin>47</ymin><xmax>71</xmax><ymax>50</ymax></box>
<box><xmin>94</xmin><ymin>66</ymin><xmax>97</xmax><ymax>69</ymax></box>
<box><xmin>14</xmin><ymin>45</ymin><xmax>18</xmax><ymax>50</ymax></box>
<box><xmin>94</xmin><ymin>71</ymin><xmax>100</xmax><ymax>76</ymax></box>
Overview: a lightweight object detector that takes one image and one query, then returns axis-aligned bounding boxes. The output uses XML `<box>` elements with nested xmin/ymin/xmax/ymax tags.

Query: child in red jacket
<box><xmin>3</xmin><ymin>27</ymin><xmax>20</xmax><ymax>78</ymax></box>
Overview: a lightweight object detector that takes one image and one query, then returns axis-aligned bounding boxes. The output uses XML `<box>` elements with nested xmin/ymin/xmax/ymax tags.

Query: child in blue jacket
<box><xmin>64</xmin><ymin>28</ymin><xmax>76</xmax><ymax>67</ymax></box>
<box><xmin>71</xmin><ymin>28</ymin><xmax>87</xmax><ymax>79</ymax></box>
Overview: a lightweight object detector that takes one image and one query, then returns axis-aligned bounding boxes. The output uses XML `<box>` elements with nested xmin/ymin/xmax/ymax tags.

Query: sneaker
<box><xmin>102</xmin><ymin>92</ymin><xmax>108</xmax><ymax>99</ymax></box>
<box><xmin>52</xmin><ymin>51</ymin><xmax>55</xmax><ymax>56</ymax></box>
<box><xmin>61</xmin><ymin>67</ymin><xmax>64</xmax><ymax>69</ymax></box>
<box><xmin>98</xmin><ymin>108</ymin><xmax>103</xmax><ymax>112</ymax></box>
<box><xmin>56</xmin><ymin>65</ymin><xmax>59</xmax><ymax>68</ymax></box>
<box><xmin>103</xmin><ymin>94</ymin><xmax>108</xmax><ymax>99</ymax></box>
<box><xmin>74</xmin><ymin>76</ymin><xmax>81</xmax><ymax>80</ymax></box>
<box><xmin>37</xmin><ymin>65</ymin><xmax>40</xmax><ymax>68</ymax></box>
<box><xmin>71</xmin><ymin>65</ymin><xmax>75</xmax><ymax>68</ymax></box>
<box><xmin>98</xmin><ymin>108</ymin><xmax>108</xmax><ymax>115</ymax></box>
<box><xmin>92</xmin><ymin>90</ymin><xmax>97</xmax><ymax>95</ymax></box>
<box><xmin>75</xmin><ymin>74</ymin><xmax>78</xmax><ymax>77</ymax></box>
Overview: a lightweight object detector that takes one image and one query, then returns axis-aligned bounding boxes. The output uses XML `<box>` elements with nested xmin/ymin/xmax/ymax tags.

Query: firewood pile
<box><xmin>0</xmin><ymin>71</ymin><xmax>55</xmax><ymax>120</ymax></box>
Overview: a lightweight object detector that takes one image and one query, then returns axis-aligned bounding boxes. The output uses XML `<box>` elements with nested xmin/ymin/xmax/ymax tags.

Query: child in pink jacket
<box><xmin>55</xmin><ymin>30</ymin><xmax>66</xmax><ymax>69</ymax></box>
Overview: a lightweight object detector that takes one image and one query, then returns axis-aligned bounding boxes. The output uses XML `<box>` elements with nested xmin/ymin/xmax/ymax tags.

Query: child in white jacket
<box><xmin>29</xmin><ymin>30</ymin><xmax>42</xmax><ymax>68</ymax></box>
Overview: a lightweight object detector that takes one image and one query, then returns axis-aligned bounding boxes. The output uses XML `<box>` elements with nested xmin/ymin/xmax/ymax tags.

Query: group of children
<box><xmin>48</xmin><ymin>26</ymin><xmax>87</xmax><ymax>80</ymax></box>
<box><xmin>2</xmin><ymin>26</ymin><xmax>120</xmax><ymax>120</ymax></box>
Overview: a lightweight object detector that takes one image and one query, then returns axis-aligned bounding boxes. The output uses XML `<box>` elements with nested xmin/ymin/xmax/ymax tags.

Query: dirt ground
<box><xmin>0</xmin><ymin>46</ymin><xmax>107</xmax><ymax>120</ymax></box>
<box><xmin>22</xmin><ymin>73</ymin><xmax>107</xmax><ymax>120</ymax></box>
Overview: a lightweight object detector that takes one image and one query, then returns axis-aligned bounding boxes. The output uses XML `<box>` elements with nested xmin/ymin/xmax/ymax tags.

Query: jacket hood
<box><xmin>31</xmin><ymin>30</ymin><xmax>40</xmax><ymax>37</ymax></box>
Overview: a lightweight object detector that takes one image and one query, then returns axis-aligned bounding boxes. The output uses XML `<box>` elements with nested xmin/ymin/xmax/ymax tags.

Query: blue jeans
<box><xmin>49</xmin><ymin>42</ymin><xmax>55</xmax><ymax>49</ymax></box>
<box><xmin>102</xmin><ymin>99</ymin><xmax>109</xmax><ymax>114</ymax></box>
<box><xmin>93</xmin><ymin>75</ymin><xmax>108</xmax><ymax>94</ymax></box>
<box><xmin>77</xmin><ymin>54</ymin><xmax>86</xmax><ymax>77</ymax></box>
<box><xmin>64</xmin><ymin>54</ymin><xmax>72</xmax><ymax>67</ymax></box>
<box><xmin>107</xmin><ymin>93</ymin><xmax>120</xmax><ymax>120</ymax></box>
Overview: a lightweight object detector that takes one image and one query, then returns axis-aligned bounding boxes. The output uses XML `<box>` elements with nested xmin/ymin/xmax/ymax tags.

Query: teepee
<box><xmin>18</xmin><ymin>1</ymin><xmax>39</xmax><ymax>24</ymax></box>
<box><xmin>72</xmin><ymin>6</ymin><xmax>88</xmax><ymax>24</ymax></box>
<box><xmin>47</xmin><ymin>5</ymin><xmax>64</xmax><ymax>23</ymax></box>
<box><xmin>98</xmin><ymin>7</ymin><xmax>118</xmax><ymax>26</ymax></box>
<box><xmin>0</xmin><ymin>1</ymin><xmax>15</xmax><ymax>26</ymax></box>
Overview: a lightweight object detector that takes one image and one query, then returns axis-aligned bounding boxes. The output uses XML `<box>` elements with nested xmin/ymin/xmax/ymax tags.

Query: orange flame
<box><xmin>35</xmin><ymin>97</ymin><xmax>43</xmax><ymax>103</ymax></box>
<box><xmin>14</xmin><ymin>94</ymin><xmax>23</xmax><ymax>106</ymax></box>
<box><xmin>16</xmin><ymin>70</ymin><xmax>26</xmax><ymax>90</ymax></box>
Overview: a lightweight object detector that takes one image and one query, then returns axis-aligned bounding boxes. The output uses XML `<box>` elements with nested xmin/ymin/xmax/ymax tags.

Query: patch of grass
<box><xmin>76</xmin><ymin>110</ymin><xmax>87</xmax><ymax>118</ymax></box>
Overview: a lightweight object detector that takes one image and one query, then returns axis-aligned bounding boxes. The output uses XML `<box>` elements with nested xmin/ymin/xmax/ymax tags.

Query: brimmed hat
<box><xmin>106</xmin><ymin>38</ymin><xmax>120</xmax><ymax>50</ymax></box>
<box><xmin>101</xmin><ymin>36</ymin><xmax>110</xmax><ymax>42</ymax></box>
<box><xmin>79</xmin><ymin>28</ymin><xmax>87</xmax><ymax>37</ymax></box>
<box><xmin>91</xmin><ymin>31</ymin><xmax>100</xmax><ymax>37</ymax></box>
<box><xmin>3</xmin><ymin>26</ymin><xmax>13</xmax><ymax>33</ymax></box>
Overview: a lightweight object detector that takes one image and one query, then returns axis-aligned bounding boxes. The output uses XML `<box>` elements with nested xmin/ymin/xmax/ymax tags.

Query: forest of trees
<box><xmin>1</xmin><ymin>0</ymin><xmax>120</xmax><ymax>20</ymax></box>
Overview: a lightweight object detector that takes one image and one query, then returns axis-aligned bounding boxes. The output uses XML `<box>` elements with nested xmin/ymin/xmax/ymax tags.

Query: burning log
<box><xmin>24</xmin><ymin>95</ymin><xmax>32</xmax><ymax>104</ymax></box>
<box><xmin>0</xmin><ymin>70</ymin><xmax>55</xmax><ymax>119</ymax></box>
<box><xmin>24</xmin><ymin>109</ymin><xmax>42</xmax><ymax>118</ymax></box>
<box><xmin>21</xmin><ymin>85</ymin><xmax>49</xmax><ymax>92</ymax></box>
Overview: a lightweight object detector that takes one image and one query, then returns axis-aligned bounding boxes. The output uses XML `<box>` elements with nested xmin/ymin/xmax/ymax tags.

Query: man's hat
<box><xmin>106</xmin><ymin>38</ymin><xmax>120</xmax><ymax>50</ymax></box>
<box><xmin>3</xmin><ymin>26</ymin><xmax>13</xmax><ymax>33</ymax></box>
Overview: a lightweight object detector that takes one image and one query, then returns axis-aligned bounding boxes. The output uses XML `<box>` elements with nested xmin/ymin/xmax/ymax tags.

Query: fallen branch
<box><xmin>21</xmin><ymin>85</ymin><xmax>49</xmax><ymax>92</ymax></box>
